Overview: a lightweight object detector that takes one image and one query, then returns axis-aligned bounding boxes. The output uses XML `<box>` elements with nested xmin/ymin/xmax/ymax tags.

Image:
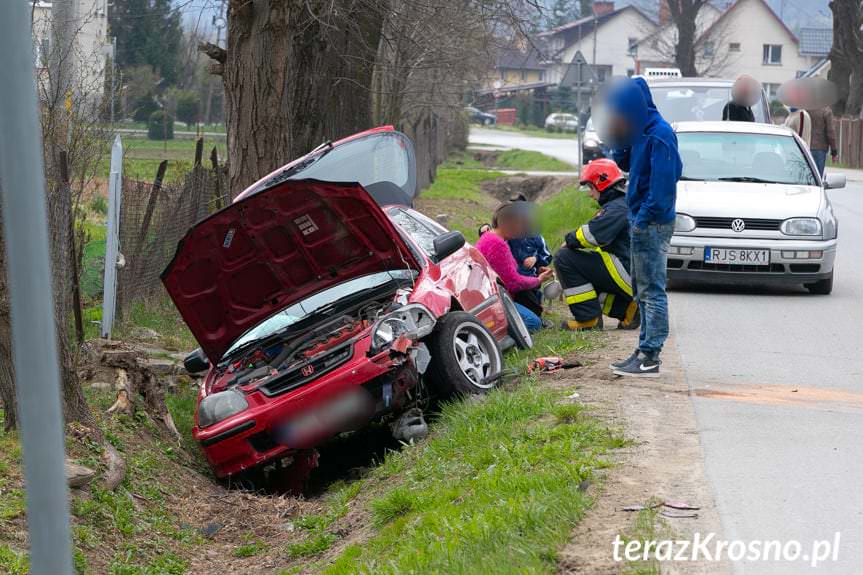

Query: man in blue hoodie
<box><xmin>604</xmin><ymin>77</ymin><xmax>682</xmax><ymax>378</ymax></box>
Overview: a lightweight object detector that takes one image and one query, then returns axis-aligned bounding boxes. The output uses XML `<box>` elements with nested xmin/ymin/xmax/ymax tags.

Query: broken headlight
<box><xmin>370</xmin><ymin>304</ymin><xmax>436</xmax><ymax>353</ymax></box>
<box><xmin>198</xmin><ymin>389</ymin><xmax>249</xmax><ymax>428</ymax></box>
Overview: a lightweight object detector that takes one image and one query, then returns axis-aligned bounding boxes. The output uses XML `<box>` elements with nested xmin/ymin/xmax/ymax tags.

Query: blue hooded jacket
<box><xmin>608</xmin><ymin>78</ymin><xmax>682</xmax><ymax>229</ymax></box>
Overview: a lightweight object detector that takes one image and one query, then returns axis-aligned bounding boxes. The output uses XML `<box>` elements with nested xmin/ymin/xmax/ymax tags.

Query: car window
<box><xmin>678</xmin><ymin>131</ymin><xmax>817</xmax><ymax>186</ymax></box>
<box><xmin>387</xmin><ymin>208</ymin><xmax>442</xmax><ymax>256</ymax></box>
<box><xmin>650</xmin><ymin>85</ymin><xmax>767</xmax><ymax>123</ymax></box>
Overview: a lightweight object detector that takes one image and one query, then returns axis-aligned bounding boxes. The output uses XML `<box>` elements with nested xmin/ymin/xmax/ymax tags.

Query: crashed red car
<box><xmin>162</xmin><ymin>127</ymin><xmax>532</xmax><ymax>486</ymax></box>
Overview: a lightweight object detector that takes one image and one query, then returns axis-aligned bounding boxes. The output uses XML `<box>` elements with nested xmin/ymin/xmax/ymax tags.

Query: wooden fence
<box><xmin>834</xmin><ymin>118</ymin><xmax>863</xmax><ymax>169</ymax></box>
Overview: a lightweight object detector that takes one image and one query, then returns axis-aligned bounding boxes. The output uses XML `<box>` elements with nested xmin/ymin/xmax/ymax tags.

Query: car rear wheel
<box><xmin>500</xmin><ymin>290</ymin><xmax>532</xmax><ymax>350</ymax></box>
<box><xmin>425</xmin><ymin>312</ymin><xmax>503</xmax><ymax>396</ymax></box>
<box><xmin>806</xmin><ymin>273</ymin><xmax>833</xmax><ymax>295</ymax></box>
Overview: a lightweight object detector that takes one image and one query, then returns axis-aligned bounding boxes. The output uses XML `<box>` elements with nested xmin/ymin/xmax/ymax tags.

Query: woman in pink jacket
<box><xmin>475</xmin><ymin>204</ymin><xmax>553</xmax><ymax>332</ymax></box>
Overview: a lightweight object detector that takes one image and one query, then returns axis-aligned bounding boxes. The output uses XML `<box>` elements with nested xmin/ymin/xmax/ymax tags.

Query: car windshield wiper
<box><xmin>716</xmin><ymin>176</ymin><xmax>784</xmax><ymax>184</ymax></box>
<box><xmin>678</xmin><ymin>176</ymin><xmax>703</xmax><ymax>181</ymax></box>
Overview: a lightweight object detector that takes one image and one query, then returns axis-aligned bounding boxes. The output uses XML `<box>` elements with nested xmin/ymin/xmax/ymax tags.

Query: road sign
<box><xmin>560</xmin><ymin>51</ymin><xmax>596</xmax><ymax>89</ymax></box>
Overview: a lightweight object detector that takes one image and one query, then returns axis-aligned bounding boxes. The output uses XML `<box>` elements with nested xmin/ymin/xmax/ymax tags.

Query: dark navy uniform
<box><xmin>554</xmin><ymin>185</ymin><xmax>637</xmax><ymax>326</ymax></box>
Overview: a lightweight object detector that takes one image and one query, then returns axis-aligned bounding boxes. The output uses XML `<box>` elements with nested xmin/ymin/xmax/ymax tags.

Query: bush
<box><xmin>147</xmin><ymin>110</ymin><xmax>174</xmax><ymax>140</ymax></box>
<box><xmin>132</xmin><ymin>94</ymin><xmax>159</xmax><ymax>122</ymax></box>
<box><xmin>89</xmin><ymin>195</ymin><xmax>108</xmax><ymax>215</ymax></box>
<box><xmin>174</xmin><ymin>90</ymin><xmax>200</xmax><ymax>125</ymax></box>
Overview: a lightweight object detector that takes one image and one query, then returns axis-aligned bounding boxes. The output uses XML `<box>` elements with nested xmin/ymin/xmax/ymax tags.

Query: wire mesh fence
<box><xmin>115</xmin><ymin>142</ymin><xmax>228</xmax><ymax>320</ymax></box>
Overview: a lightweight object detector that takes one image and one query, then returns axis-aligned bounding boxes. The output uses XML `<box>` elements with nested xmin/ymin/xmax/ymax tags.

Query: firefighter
<box><xmin>555</xmin><ymin>158</ymin><xmax>640</xmax><ymax>331</ymax></box>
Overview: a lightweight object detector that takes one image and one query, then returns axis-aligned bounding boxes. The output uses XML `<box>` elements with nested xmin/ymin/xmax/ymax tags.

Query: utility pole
<box><xmin>0</xmin><ymin>3</ymin><xmax>75</xmax><ymax>574</ymax></box>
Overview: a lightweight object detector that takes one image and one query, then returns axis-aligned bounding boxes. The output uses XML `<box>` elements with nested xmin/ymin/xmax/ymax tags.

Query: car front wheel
<box><xmin>425</xmin><ymin>312</ymin><xmax>503</xmax><ymax>396</ymax></box>
<box><xmin>806</xmin><ymin>273</ymin><xmax>833</xmax><ymax>295</ymax></box>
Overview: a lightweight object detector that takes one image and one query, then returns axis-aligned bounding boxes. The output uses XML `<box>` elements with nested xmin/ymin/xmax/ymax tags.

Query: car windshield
<box><xmin>222</xmin><ymin>270</ymin><xmax>415</xmax><ymax>358</ymax></box>
<box><xmin>650</xmin><ymin>85</ymin><xmax>767</xmax><ymax>123</ymax></box>
<box><xmin>678</xmin><ymin>131</ymin><xmax>817</xmax><ymax>186</ymax></box>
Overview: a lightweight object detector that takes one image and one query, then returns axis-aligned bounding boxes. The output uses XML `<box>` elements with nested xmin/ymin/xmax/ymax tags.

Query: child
<box><xmin>506</xmin><ymin>195</ymin><xmax>551</xmax><ymax>317</ymax></box>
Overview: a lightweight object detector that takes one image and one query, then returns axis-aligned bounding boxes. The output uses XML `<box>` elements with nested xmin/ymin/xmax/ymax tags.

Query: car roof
<box><xmin>646</xmin><ymin>77</ymin><xmax>733</xmax><ymax>87</ymax></box>
<box><xmin>675</xmin><ymin>121</ymin><xmax>794</xmax><ymax>136</ymax></box>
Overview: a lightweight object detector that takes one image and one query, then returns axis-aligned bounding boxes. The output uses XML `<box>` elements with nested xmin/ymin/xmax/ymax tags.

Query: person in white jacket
<box><xmin>785</xmin><ymin>108</ymin><xmax>812</xmax><ymax>147</ymax></box>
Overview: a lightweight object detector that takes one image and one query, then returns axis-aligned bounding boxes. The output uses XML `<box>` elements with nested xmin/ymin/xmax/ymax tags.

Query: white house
<box><xmin>539</xmin><ymin>3</ymin><xmax>658</xmax><ymax>86</ymax></box>
<box><xmin>636</xmin><ymin>0</ymin><xmax>823</xmax><ymax>100</ymax></box>
<box><xmin>634</xmin><ymin>3</ymin><xmax>723</xmax><ymax>75</ymax></box>
<box><xmin>31</xmin><ymin>0</ymin><xmax>110</xmax><ymax>103</ymax></box>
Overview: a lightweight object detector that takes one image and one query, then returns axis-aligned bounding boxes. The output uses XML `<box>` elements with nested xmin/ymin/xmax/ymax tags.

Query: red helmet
<box><xmin>580</xmin><ymin>158</ymin><xmax>625</xmax><ymax>193</ymax></box>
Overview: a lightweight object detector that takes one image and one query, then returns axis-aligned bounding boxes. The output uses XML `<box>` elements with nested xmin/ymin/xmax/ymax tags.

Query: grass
<box><xmin>494</xmin><ymin>149</ymin><xmax>575</xmax><ymax>172</ymax></box>
<box><xmin>322</xmin><ymin>377</ymin><xmax>625</xmax><ymax>574</ymax></box>
<box><xmin>486</xmin><ymin>124</ymin><xmax>578</xmax><ymax>140</ymax></box>
<box><xmin>538</xmin><ymin>184</ymin><xmax>598</xmax><ymax>250</ymax></box>
<box><xmin>621</xmin><ymin>501</ymin><xmax>668</xmax><ymax>575</ymax></box>
<box><xmin>96</xmin><ymin>135</ymin><xmax>227</xmax><ymax>184</ymax></box>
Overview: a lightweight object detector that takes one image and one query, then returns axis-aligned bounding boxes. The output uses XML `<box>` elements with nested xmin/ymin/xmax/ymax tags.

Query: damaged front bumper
<box><xmin>194</xmin><ymin>335</ymin><xmax>428</xmax><ymax>478</ymax></box>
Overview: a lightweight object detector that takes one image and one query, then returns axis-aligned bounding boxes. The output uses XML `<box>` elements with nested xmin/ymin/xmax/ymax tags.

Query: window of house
<box><xmin>729</xmin><ymin>42</ymin><xmax>741</xmax><ymax>52</ymax></box>
<box><xmin>592</xmin><ymin>65</ymin><xmax>612</xmax><ymax>83</ymax></box>
<box><xmin>763</xmin><ymin>44</ymin><xmax>782</xmax><ymax>65</ymax></box>
<box><xmin>764</xmin><ymin>83</ymin><xmax>781</xmax><ymax>100</ymax></box>
<box><xmin>521</xmin><ymin>69</ymin><xmax>527</xmax><ymax>81</ymax></box>
<box><xmin>703</xmin><ymin>41</ymin><xmax>715</xmax><ymax>58</ymax></box>
<box><xmin>627</xmin><ymin>37</ymin><xmax>638</xmax><ymax>57</ymax></box>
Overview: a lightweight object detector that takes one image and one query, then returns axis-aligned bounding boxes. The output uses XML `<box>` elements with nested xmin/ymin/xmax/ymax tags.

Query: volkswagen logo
<box><xmin>731</xmin><ymin>218</ymin><xmax>746</xmax><ymax>232</ymax></box>
<box><xmin>301</xmin><ymin>364</ymin><xmax>315</xmax><ymax>377</ymax></box>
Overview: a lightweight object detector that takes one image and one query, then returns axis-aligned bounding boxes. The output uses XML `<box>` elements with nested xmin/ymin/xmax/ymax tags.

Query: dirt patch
<box><xmin>551</xmin><ymin>331</ymin><xmax>731</xmax><ymax>575</ymax></box>
<box><xmin>482</xmin><ymin>174</ymin><xmax>578</xmax><ymax>203</ymax></box>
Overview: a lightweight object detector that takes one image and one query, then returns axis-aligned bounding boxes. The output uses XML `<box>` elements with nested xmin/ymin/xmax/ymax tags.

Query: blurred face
<box><xmin>607</xmin><ymin>113</ymin><xmax>631</xmax><ymax>146</ymax></box>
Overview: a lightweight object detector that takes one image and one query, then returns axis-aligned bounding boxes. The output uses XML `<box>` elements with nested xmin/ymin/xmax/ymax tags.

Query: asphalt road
<box><xmin>672</xmin><ymin>174</ymin><xmax>863</xmax><ymax>574</ymax></box>
<box><xmin>469</xmin><ymin>126</ymin><xmax>861</xmax><ymax>573</ymax></box>
<box><xmin>469</xmin><ymin>126</ymin><xmax>582</xmax><ymax>166</ymax></box>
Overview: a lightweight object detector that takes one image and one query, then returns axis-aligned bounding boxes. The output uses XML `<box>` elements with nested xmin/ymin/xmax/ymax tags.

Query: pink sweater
<box><xmin>475</xmin><ymin>232</ymin><xmax>540</xmax><ymax>295</ymax></box>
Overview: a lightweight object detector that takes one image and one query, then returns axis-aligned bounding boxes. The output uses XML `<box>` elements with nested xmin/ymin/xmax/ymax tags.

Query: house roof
<box><xmin>701</xmin><ymin>0</ymin><xmax>798</xmax><ymax>46</ymax></box>
<box><xmin>494</xmin><ymin>40</ymin><xmax>545</xmax><ymax>71</ymax></box>
<box><xmin>799</xmin><ymin>57</ymin><xmax>830</xmax><ymax>79</ymax></box>
<box><xmin>798</xmin><ymin>28</ymin><xmax>832</xmax><ymax>56</ymax></box>
<box><xmin>539</xmin><ymin>5</ymin><xmax>654</xmax><ymax>40</ymax></box>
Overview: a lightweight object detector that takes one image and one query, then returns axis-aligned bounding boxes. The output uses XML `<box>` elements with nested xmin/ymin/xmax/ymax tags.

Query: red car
<box><xmin>162</xmin><ymin>127</ymin><xmax>532</xmax><ymax>487</ymax></box>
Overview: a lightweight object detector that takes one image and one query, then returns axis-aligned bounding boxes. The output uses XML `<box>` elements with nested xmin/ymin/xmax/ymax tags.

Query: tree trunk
<box><xmin>829</xmin><ymin>0</ymin><xmax>863</xmax><ymax>116</ymax></box>
<box><xmin>668</xmin><ymin>1</ymin><xmax>703</xmax><ymax>77</ymax></box>
<box><xmin>216</xmin><ymin>0</ymin><xmax>382</xmax><ymax>194</ymax></box>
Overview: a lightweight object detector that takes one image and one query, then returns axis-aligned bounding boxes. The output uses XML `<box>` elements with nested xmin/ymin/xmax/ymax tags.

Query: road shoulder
<box><xmin>557</xmin><ymin>331</ymin><xmax>730</xmax><ymax>574</ymax></box>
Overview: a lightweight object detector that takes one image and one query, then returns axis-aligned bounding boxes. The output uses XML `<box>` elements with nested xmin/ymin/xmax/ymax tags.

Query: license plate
<box><xmin>704</xmin><ymin>247</ymin><xmax>770</xmax><ymax>265</ymax></box>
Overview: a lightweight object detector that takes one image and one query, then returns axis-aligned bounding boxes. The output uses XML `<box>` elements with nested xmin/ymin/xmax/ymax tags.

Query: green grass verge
<box><xmin>538</xmin><ymin>184</ymin><xmax>598</xmax><ymax>250</ymax></box>
<box><xmin>494</xmin><ymin>149</ymin><xmax>575</xmax><ymax>172</ymax></box>
<box><xmin>322</xmin><ymin>374</ymin><xmax>624</xmax><ymax>574</ymax></box>
<box><xmin>484</xmin><ymin>124</ymin><xmax>578</xmax><ymax>140</ymax></box>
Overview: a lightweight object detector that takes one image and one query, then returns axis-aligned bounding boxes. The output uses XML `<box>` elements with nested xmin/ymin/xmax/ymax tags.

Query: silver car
<box><xmin>669</xmin><ymin>121</ymin><xmax>844</xmax><ymax>294</ymax></box>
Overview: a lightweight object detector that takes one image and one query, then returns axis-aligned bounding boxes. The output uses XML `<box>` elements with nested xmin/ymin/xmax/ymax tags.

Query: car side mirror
<box><xmin>824</xmin><ymin>173</ymin><xmax>846</xmax><ymax>190</ymax></box>
<box><xmin>432</xmin><ymin>231</ymin><xmax>465</xmax><ymax>262</ymax></box>
<box><xmin>184</xmin><ymin>348</ymin><xmax>210</xmax><ymax>374</ymax></box>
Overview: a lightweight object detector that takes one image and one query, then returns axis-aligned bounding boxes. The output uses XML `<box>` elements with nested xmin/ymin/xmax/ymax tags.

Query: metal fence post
<box><xmin>0</xmin><ymin>3</ymin><xmax>74</xmax><ymax>574</ymax></box>
<box><xmin>101</xmin><ymin>135</ymin><xmax>123</xmax><ymax>338</ymax></box>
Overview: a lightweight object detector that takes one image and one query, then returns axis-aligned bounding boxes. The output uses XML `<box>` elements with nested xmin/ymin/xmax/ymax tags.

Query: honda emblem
<box><xmin>301</xmin><ymin>364</ymin><xmax>315</xmax><ymax>377</ymax></box>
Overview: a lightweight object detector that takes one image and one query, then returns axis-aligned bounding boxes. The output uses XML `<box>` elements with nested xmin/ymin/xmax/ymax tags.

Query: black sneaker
<box><xmin>613</xmin><ymin>352</ymin><xmax>660</xmax><ymax>378</ymax></box>
<box><xmin>609</xmin><ymin>349</ymin><xmax>639</xmax><ymax>370</ymax></box>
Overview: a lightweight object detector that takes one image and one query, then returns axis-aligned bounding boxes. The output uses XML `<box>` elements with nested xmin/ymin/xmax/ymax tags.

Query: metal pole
<box><xmin>101</xmin><ymin>135</ymin><xmax>123</xmax><ymax>339</ymax></box>
<box><xmin>0</xmin><ymin>3</ymin><xmax>74</xmax><ymax>575</ymax></box>
<box><xmin>110</xmin><ymin>36</ymin><xmax>117</xmax><ymax>126</ymax></box>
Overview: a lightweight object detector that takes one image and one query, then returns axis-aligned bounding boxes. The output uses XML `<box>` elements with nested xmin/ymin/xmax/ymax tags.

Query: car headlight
<box><xmin>198</xmin><ymin>389</ymin><xmax>248</xmax><ymax>428</ymax></box>
<box><xmin>674</xmin><ymin>213</ymin><xmax>696</xmax><ymax>233</ymax></box>
<box><xmin>370</xmin><ymin>304</ymin><xmax>436</xmax><ymax>353</ymax></box>
<box><xmin>781</xmin><ymin>217</ymin><xmax>822</xmax><ymax>236</ymax></box>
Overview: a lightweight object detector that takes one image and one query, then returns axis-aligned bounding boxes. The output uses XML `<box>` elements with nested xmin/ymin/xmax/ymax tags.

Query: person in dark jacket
<box><xmin>606</xmin><ymin>77</ymin><xmax>682</xmax><ymax>378</ymax></box>
<box><xmin>722</xmin><ymin>74</ymin><xmax>759</xmax><ymax>122</ymax></box>
<box><xmin>554</xmin><ymin>159</ymin><xmax>639</xmax><ymax>331</ymax></box>
<box><xmin>507</xmin><ymin>195</ymin><xmax>552</xmax><ymax>317</ymax></box>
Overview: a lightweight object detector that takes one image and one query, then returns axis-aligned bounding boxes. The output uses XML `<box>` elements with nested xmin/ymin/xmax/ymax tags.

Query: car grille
<box><xmin>684</xmin><ymin>261</ymin><xmax>785</xmax><ymax>273</ymax></box>
<box><xmin>694</xmin><ymin>217</ymin><xmax>782</xmax><ymax>231</ymax></box>
<box><xmin>258</xmin><ymin>342</ymin><xmax>354</xmax><ymax>397</ymax></box>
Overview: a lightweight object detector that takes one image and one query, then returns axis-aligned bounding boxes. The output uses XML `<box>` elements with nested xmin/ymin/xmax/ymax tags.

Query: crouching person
<box><xmin>555</xmin><ymin>159</ymin><xmax>639</xmax><ymax>331</ymax></box>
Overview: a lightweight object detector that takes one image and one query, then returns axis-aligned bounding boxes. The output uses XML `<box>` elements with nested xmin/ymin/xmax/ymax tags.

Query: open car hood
<box><xmin>162</xmin><ymin>179</ymin><xmax>422</xmax><ymax>361</ymax></box>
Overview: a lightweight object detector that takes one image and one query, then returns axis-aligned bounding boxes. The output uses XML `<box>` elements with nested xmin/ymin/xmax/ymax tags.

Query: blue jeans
<box><xmin>631</xmin><ymin>223</ymin><xmax>674</xmax><ymax>356</ymax></box>
<box><xmin>811</xmin><ymin>149</ymin><xmax>827</xmax><ymax>178</ymax></box>
<box><xmin>515</xmin><ymin>302</ymin><xmax>542</xmax><ymax>333</ymax></box>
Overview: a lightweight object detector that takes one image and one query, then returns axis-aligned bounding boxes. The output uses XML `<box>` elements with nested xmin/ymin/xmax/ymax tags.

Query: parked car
<box><xmin>646</xmin><ymin>77</ymin><xmax>771</xmax><ymax>124</ymax></box>
<box><xmin>162</xmin><ymin>127</ymin><xmax>531</xmax><ymax>489</ymax></box>
<box><xmin>582</xmin><ymin>116</ymin><xmax>606</xmax><ymax>164</ymax></box>
<box><xmin>465</xmin><ymin>106</ymin><xmax>496</xmax><ymax>125</ymax></box>
<box><xmin>669</xmin><ymin>121</ymin><xmax>844</xmax><ymax>294</ymax></box>
<box><xmin>545</xmin><ymin>112</ymin><xmax>579</xmax><ymax>133</ymax></box>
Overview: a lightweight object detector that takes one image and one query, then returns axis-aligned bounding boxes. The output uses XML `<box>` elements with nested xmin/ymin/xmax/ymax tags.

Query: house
<box><xmin>539</xmin><ymin>2</ymin><xmax>658</xmax><ymax>86</ymax></box>
<box><xmin>797</xmin><ymin>27</ymin><xmax>832</xmax><ymax>80</ymax></box>
<box><xmin>486</xmin><ymin>37</ymin><xmax>548</xmax><ymax>90</ymax></box>
<box><xmin>634</xmin><ymin>3</ymin><xmax>723</xmax><ymax>75</ymax></box>
<box><xmin>637</xmin><ymin>0</ymin><xmax>822</xmax><ymax>100</ymax></box>
<box><xmin>31</xmin><ymin>0</ymin><xmax>110</xmax><ymax>103</ymax></box>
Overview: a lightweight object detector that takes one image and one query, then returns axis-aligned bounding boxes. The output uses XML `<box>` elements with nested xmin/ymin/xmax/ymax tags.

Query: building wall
<box><xmin>487</xmin><ymin>68</ymin><xmax>545</xmax><ymax>90</ymax></box>
<box><xmin>546</xmin><ymin>9</ymin><xmax>658</xmax><ymax>85</ymax></box>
